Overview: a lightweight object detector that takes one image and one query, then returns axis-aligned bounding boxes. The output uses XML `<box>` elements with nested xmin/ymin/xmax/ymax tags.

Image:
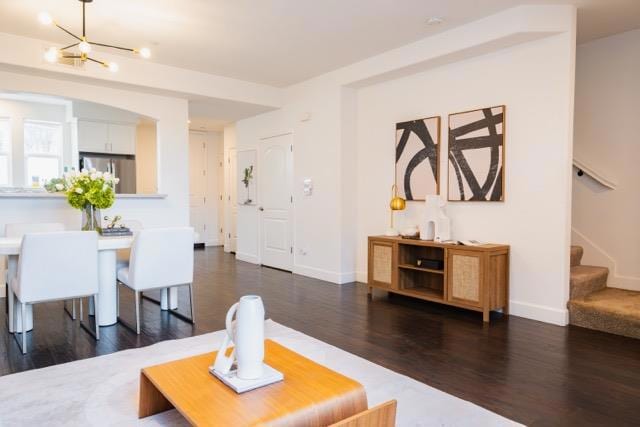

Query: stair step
<box><xmin>569</xmin><ymin>288</ymin><xmax>640</xmax><ymax>339</ymax></box>
<box><xmin>570</xmin><ymin>265</ymin><xmax>608</xmax><ymax>300</ymax></box>
<box><xmin>570</xmin><ymin>245</ymin><xmax>583</xmax><ymax>267</ymax></box>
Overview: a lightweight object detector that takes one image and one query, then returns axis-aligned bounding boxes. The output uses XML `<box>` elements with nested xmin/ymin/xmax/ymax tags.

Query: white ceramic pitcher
<box><xmin>213</xmin><ymin>295</ymin><xmax>265</xmax><ymax>380</ymax></box>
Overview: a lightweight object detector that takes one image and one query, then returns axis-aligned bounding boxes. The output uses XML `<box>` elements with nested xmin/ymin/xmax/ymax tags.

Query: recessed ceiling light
<box><xmin>426</xmin><ymin>17</ymin><xmax>444</xmax><ymax>26</ymax></box>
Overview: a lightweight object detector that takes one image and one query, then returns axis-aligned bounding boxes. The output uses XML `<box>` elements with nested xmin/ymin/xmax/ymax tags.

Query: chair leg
<box><xmin>166</xmin><ymin>284</ymin><xmax>195</xmax><ymax>325</ymax></box>
<box><xmin>7</xmin><ymin>285</ymin><xmax>14</xmax><ymax>333</ymax></box>
<box><xmin>79</xmin><ymin>295</ymin><xmax>99</xmax><ymax>341</ymax></box>
<box><xmin>94</xmin><ymin>294</ymin><xmax>100</xmax><ymax>341</ymax></box>
<box><xmin>116</xmin><ymin>284</ymin><xmax>120</xmax><ymax>317</ymax></box>
<box><xmin>21</xmin><ymin>303</ymin><xmax>27</xmax><ymax>354</ymax></box>
<box><xmin>12</xmin><ymin>299</ymin><xmax>28</xmax><ymax>354</ymax></box>
<box><xmin>63</xmin><ymin>298</ymin><xmax>77</xmax><ymax>320</ymax></box>
<box><xmin>135</xmin><ymin>290</ymin><xmax>141</xmax><ymax>335</ymax></box>
<box><xmin>189</xmin><ymin>283</ymin><xmax>196</xmax><ymax>324</ymax></box>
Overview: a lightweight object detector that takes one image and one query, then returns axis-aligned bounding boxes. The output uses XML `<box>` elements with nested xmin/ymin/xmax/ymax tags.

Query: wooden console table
<box><xmin>368</xmin><ymin>236</ymin><xmax>509</xmax><ymax>322</ymax></box>
<box><xmin>139</xmin><ymin>339</ymin><xmax>368</xmax><ymax>426</ymax></box>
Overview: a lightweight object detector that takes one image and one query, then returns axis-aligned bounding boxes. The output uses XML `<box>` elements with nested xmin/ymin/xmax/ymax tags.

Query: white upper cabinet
<box><xmin>77</xmin><ymin>120</ymin><xmax>108</xmax><ymax>153</ymax></box>
<box><xmin>77</xmin><ymin>120</ymin><xmax>136</xmax><ymax>155</ymax></box>
<box><xmin>108</xmin><ymin>123</ymin><xmax>136</xmax><ymax>155</ymax></box>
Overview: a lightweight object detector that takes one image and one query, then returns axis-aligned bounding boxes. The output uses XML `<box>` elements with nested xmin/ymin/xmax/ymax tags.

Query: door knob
<box><xmin>258</xmin><ymin>206</ymin><xmax>264</xmax><ymax>211</ymax></box>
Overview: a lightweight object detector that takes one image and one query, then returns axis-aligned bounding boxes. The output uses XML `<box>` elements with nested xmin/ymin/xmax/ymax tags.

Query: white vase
<box><xmin>224</xmin><ymin>295</ymin><xmax>265</xmax><ymax>379</ymax></box>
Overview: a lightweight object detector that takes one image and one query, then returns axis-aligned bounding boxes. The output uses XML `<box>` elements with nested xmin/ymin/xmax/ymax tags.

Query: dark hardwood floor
<box><xmin>1</xmin><ymin>247</ymin><xmax>639</xmax><ymax>426</ymax></box>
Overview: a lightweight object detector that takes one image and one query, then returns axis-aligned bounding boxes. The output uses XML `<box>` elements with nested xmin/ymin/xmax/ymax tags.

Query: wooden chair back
<box><xmin>330</xmin><ymin>400</ymin><xmax>397</xmax><ymax>427</ymax></box>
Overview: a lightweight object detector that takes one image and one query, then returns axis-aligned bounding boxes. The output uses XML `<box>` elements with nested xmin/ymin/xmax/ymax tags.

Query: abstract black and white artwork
<box><xmin>448</xmin><ymin>106</ymin><xmax>505</xmax><ymax>201</ymax></box>
<box><xmin>395</xmin><ymin>116</ymin><xmax>440</xmax><ymax>201</ymax></box>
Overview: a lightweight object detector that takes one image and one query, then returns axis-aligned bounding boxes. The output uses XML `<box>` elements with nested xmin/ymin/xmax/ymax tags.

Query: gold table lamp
<box><xmin>385</xmin><ymin>184</ymin><xmax>406</xmax><ymax>236</ymax></box>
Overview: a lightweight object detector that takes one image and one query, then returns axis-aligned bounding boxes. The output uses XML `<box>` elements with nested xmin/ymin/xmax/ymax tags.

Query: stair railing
<box><xmin>573</xmin><ymin>158</ymin><xmax>617</xmax><ymax>190</ymax></box>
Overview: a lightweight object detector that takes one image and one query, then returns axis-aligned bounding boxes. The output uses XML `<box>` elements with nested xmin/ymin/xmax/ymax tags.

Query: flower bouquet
<box><xmin>46</xmin><ymin>168</ymin><xmax>120</xmax><ymax>231</ymax></box>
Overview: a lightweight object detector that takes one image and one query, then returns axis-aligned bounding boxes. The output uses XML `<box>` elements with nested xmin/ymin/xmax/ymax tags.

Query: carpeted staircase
<box><xmin>568</xmin><ymin>245</ymin><xmax>640</xmax><ymax>339</ymax></box>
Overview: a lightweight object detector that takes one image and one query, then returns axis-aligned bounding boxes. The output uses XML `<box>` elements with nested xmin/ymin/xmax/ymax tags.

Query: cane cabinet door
<box><xmin>447</xmin><ymin>249</ymin><xmax>483</xmax><ymax>308</ymax></box>
<box><xmin>369</xmin><ymin>240</ymin><xmax>395</xmax><ymax>289</ymax></box>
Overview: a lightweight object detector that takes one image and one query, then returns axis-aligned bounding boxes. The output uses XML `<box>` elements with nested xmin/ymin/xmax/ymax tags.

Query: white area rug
<box><xmin>0</xmin><ymin>320</ymin><xmax>520</xmax><ymax>426</ymax></box>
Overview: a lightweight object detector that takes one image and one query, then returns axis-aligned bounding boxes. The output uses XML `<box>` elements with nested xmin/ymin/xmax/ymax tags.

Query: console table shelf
<box><xmin>367</xmin><ymin>236</ymin><xmax>510</xmax><ymax>323</ymax></box>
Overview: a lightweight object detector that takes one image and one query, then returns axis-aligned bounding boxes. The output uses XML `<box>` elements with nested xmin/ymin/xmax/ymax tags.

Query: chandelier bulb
<box><xmin>38</xmin><ymin>12</ymin><xmax>53</xmax><ymax>26</ymax></box>
<box><xmin>138</xmin><ymin>47</ymin><xmax>151</xmax><ymax>59</ymax></box>
<box><xmin>108</xmin><ymin>62</ymin><xmax>119</xmax><ymax>73</ymax></box>
<box><xmin>79</xmin><ymin>40</ymin><xmax>92</xmax><ymax>54</ymax></box>
<box><xmin>44</xmin><ymin>47</ymin><xmax>59</xmax><ymax>63</ymax></box>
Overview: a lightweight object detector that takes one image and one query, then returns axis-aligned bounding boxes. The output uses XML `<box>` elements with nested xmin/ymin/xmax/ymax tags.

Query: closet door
<box><xmin>189</xmin><ymin>133</ymin><xmax>206</xmax><ymax>243</ymax></box>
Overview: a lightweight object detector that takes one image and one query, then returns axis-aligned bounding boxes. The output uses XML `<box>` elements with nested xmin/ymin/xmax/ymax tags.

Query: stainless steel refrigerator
<box><xmin>79</xmin><ymin>153</ymin><xmax>136</xmax><ymax>194</ymax></box>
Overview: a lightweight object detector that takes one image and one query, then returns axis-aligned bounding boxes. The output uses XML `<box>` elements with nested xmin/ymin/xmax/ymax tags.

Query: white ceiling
<box><xmin>0</xmin><ymin>0</ymin><xmax>638</xmax><ymax>88</ymax></box>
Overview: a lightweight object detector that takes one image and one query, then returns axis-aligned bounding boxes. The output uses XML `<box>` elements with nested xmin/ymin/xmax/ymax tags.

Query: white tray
<box><xmin>210</xmin><ymin>363</ymin><xmax>284</xmax><ymax>393</ymax></box>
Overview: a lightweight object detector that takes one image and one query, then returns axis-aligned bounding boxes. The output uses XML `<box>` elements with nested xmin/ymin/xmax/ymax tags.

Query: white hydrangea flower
<box><xmin>103</xmin><ymin>172</ymin><xmax>112</xmax><ymax>180</ymax></box>
<box><xmin>75</xmin><ymin>187</ymin><xmax>83</xmax><ymax>194</ymax></box>
<box><xmin>90</xmin><ymin>173</ymin><xmax>97</xmax><ymax>180</ymax></box>
<box><xmin>114</xmin><ymin>178</ymin><xmax>120</xmax><ymax>184</ymax></box>
<box><xmin>96</xmin><ymin>171</ymin><xmax>103</xmax><ymax>179</ymax></box>
<box><xmin>90</xmin><ymin>168</ymin><xmax>97</xmax><ymax>173</ymax></box>
<box><xmin>55</xmin><ymin>183</ymin><xmax>64</xmax><ymax>191</ymax></box>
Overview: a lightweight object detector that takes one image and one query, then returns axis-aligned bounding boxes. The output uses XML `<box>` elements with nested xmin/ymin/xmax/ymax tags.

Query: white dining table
<box><xmin>1</xmin><ymin>235</ymin><xmax>178</xmax><ymax>330</ymax></box>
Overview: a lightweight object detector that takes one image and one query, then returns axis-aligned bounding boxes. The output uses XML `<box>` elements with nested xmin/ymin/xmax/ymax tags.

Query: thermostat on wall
<box><xmin>303</xmin><ymin>178</ymin><xmax>313</xmax><ymax>196</ymax></box>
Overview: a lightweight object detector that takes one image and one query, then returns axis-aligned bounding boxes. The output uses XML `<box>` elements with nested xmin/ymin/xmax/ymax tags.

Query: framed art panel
<box><xmin>395</xmin><ymin>116</ymin><xmax>440</xmax><ymax>201</ymax></box>
<box><xmin>448</xmin><ymin>106</ymin><xmax>505</xmax><ymax>201</ymax></box>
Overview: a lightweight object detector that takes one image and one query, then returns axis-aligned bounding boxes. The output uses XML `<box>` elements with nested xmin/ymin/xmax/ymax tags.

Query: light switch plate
<box><xmin>303</xmin><ymin>178</ymin><xmax>313</xmax><ymax>196</ymax></box>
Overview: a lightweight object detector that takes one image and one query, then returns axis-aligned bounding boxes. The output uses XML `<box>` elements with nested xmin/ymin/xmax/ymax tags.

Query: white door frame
<box><xmin>224</xmin><ymin>147</ymin><xmax>238</xmax><ymax>253</ymax></box>
<box><xmin>258</xmin><ymin>131</ymin><xmax>294</xmax><ymax>269</ymax></box>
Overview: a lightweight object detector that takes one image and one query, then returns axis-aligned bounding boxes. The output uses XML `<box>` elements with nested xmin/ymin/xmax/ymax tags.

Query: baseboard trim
<box><xmin>509</xmin><ymin>300</ymin><xmax>568</xmax><ymax>326</ymax></box>
<box><xmin>236</xmin><ymin>252</ymin><xmax>260</xmax><ymax>264</ymax></box>
<box><xmin>356</xmin><ymin>271</ymin><xmax>367</xmax><ymax>283</ymax></box>
<box><xmin>293</xmin><ymin>264</ymin><xmax>355</xmax><ymax>285</ymax></box>
<box><xmin>572</xmin><ymin>228</ymin><xmax>640</xmax><ymax>291</ymax></box>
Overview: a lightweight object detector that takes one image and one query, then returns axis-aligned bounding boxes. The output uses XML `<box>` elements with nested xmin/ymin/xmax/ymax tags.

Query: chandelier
<box><xmin>39</xmin><ymin>0</ymin><xmax>151</xmax><ymax>72</ymax></box>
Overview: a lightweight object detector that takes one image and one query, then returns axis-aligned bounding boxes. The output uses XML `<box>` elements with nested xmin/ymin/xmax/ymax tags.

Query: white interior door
<box><xmin>259</xmin><ymin>133</ymin><xmax>293</xmax><ymax>271</ymax></box>
<box><xmin>189</xmin><ymin>133</ymin><xmax>206</xmax><ymax>243</ymax></box>
<box><xmin>229</xmin><ymin>149</ymin><xmax>238</xmax><ymax>252</ymax></box>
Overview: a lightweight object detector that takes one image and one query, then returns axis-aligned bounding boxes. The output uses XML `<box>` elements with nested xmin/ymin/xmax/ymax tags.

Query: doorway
<box><xmin>189</xmin><ymin>131</ymin><xmax>223</xmax><ymax>245</ymax></box>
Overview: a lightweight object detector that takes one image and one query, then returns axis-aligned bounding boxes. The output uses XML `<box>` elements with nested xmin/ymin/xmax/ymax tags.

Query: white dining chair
<box><xmin>5</xmin><ymin>222</ymin><xmax>66</xmax><ymax>332</ymax></box>
<box><xmin>115</xmin><ymin>219</ymin><xmax>144</xmax><ymax>271</ymax></box>
<box><xmin>116</xmin><ymin>227</ymin><xmax>195</xmax><ymax>334</ymax></box>
<box><xmin>10</xmin><ymin>231</ymin><xmax>100</xmax><ymax>354</ymax></box>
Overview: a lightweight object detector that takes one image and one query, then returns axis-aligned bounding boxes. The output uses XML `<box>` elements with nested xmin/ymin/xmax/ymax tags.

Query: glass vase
<box><xmin>81</xmin><ymin>204</ymin><xmax>101</xmax><ymax>232</ymax></box>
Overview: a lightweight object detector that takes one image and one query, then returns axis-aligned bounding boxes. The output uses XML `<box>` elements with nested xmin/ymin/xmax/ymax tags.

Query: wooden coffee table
<box><xmin>139</xmin><ymin>339</ymin><xmax>368</xmax><ymax>426</ymax></box>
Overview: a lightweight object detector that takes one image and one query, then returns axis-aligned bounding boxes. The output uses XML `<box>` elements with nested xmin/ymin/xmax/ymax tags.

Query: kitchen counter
<box><xmin>0</xmin><ymin>191</ymin><xmax>167</xmax><ymax>199</ymax></box>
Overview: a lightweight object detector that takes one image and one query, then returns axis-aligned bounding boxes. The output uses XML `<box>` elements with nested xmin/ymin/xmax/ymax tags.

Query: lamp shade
<box><xmin>389</xmin><ymin>184</ymin><xmax>406</xmax><ymax>211</ymax></box>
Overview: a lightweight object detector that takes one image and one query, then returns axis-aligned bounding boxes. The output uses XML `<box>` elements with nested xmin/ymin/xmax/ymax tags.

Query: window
<box><xmin>0</xmin><ymin>118</ymin><xmax>10</xmax><ymax>186</ymax></box>
<box><xmin>24</xmin><ymin>120</ymin><xmax>63</xmax><ymax>187</ymax></box>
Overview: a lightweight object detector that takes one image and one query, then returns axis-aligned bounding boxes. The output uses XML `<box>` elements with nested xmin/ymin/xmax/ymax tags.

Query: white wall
<box><xmin>234</xmin><ymin>5</ymin><xmax>577</xmax><ymax>325</ymax></box>
<box><xmin>356</xmin><ymin>33</ymin><xmax>576</xmax><ymax>325</ymax></box>
<box><xmin>136</xmin><ymin>122</ymin><xmax>158</xmax><ymax>194</ymax></box>
<box><xmin>572</xmin><ymin>29</ymin><xmax>640</xmax><ymax>291</ymax></box>
<box><xmin>0</xmin><ymin>69</ymin><xmax>190</xmax><ymax>284</ymax></box>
